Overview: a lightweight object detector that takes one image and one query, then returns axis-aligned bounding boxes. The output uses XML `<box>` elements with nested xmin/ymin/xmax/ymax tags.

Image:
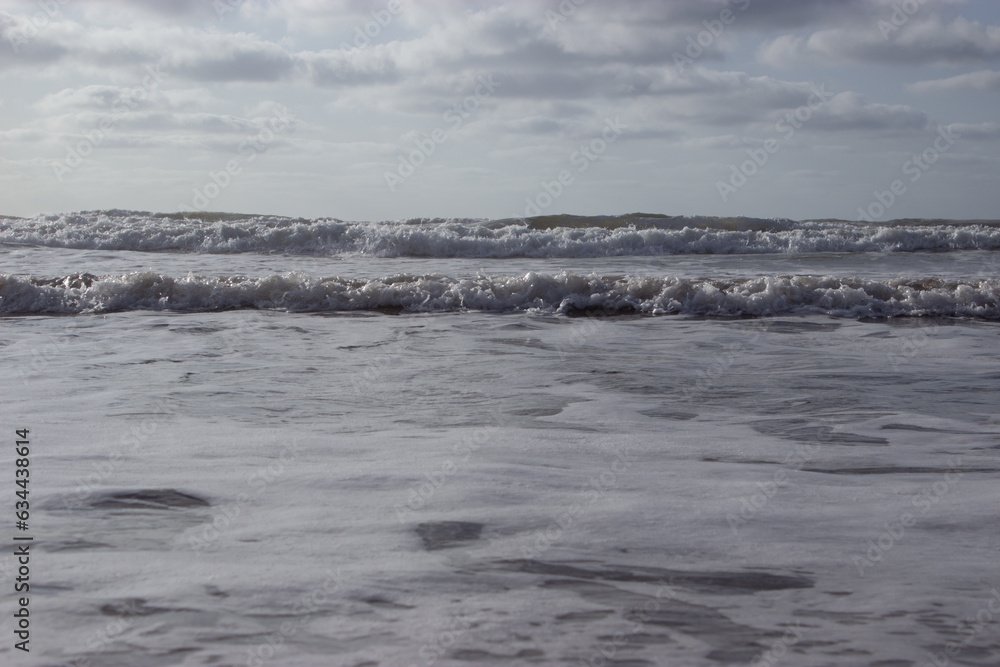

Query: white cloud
<box><xmin>35</xmin><ymin>85</ymin><xmax>222</xmax><ymax>112</ymax></box>
<box><xmin>758</xmin><ymin>16</ymin><xmax>1000</xmax><ymax>67</ymax></box>
<box><xmin>804</xmin><ymin>92</ymin><xmax>929</xmax><ymax>132</ymax></box>
<box><xmin>908</xmin><ymin>69</ymin><xmax>1000</xmax><ymax>92</ymax></box>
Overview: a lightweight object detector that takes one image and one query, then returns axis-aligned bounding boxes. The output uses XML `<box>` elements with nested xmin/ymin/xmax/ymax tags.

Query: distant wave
<box><xmin>2</xmin><ymin>210</ymin><xmax>1000</xmax><ymax>258</ymax></box>
<box><xmin>3</xmin><ymin>271</ymin><xmax>997</xmax><ymax>318</ymax></box>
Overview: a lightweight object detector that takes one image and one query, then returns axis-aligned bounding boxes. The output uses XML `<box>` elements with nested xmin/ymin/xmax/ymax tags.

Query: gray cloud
<box><xmin>1</xmin><ymin>0</ymin><xmax>997</xmax><ymax>220</ymax></box>
<box><xmin>947</xmin><ymin>121</ymin><xmax>1000</xmax><ymax>138</ymax></box>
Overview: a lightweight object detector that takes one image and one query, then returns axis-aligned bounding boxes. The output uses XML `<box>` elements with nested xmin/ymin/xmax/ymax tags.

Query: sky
<box><xmin>0</xmin><ymin>0</ymin><xmax>998</xmax><ymax>221</ymax></box>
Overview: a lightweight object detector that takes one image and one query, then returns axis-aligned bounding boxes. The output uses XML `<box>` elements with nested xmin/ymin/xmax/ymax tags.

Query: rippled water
<box><xmin>2</xmin><ymin>214</ymin><xmax>999</xmax><ymax>665</ymax></box>
<box><xmin>2</xmin><ymin>305</ymin><xmax>998</xmax><ymax>666</ymax></box>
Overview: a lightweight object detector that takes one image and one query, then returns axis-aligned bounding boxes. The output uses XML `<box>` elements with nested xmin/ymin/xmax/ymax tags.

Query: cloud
<box><xmin>42</xmin><ymin>111</ymin><xmax>267</xmax><ymax>134</ymax></box>
<box><xmin>682</xmin><ymin>134</ymin><xmax>760</xmax><ymax>149</ymax></box>
<box><xmin>756</xmin><ymin>35</ymin><xmax>805</xmax><ymax>67</ymax></box>
<box><xmin>758</xmin><ymin>15</ymin><xmax>1000</xmax><ymax>67</ymax></box>
<box><xmin>0</xmin><ymin>128</ymin><xmax>46</xmax><ymax>142</ymax></box>
<box><xmin>6</xmin><ymin>2</ymin><xmax>990</xmax><ymax>101</ymax></box>
<box><xmin>946</xmin><ymin>122</ymin><xmax>1000</xmax><ymax>139</ymax></box>
<box><xmin>35</xmin><ymin>85</ymin><xmax>223</xmax><ymax>113</ymax></box>
<box><xmin>803</xmin><ymin>92</ymin><xmax>929</xmax><ymax>132</ymax></box>
<box><xmin>0</xmin><ymin>11</ymin><xmax>71</xmax><ymax>68</ymax></box>
<box><xmin>0</xmin><ymin>3</ymin><xmax>747</xmax><ymax>86</ymax></box>
<box><xmin>1</xmin><ymin>0</ymin><xmax>997</xmax><ymax>223</ymax></box>
<box><xmin>78</xmin><ymin>0</ymin><xmax>233</xmax><ymax>21</ymax></box>
<box><xmin>908</xmin><ymin>69</ymin><xmax>1000</xmax><ymax>92</ymax></box>
<box><xmin>301</xmin><ymin>47</ymin><xmax>401</xmax><ymax>87</ymax></box>
<box><xmin>1</xmin><ymin>16</ymin><xmax>298</xmax><ymax>82</ymax></box>
<box><xmin>0</xmin><ymin>1</ymin><xmax>970</xmax><ymax>150</ymax></box>
<box><xmin>3</xmin><ymin>79</ymin><xmax>301</xmax><ymax>157</ymax></box>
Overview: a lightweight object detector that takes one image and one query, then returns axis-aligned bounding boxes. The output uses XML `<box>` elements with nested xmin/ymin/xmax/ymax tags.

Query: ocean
<box><xmin>2</xmin><ymin>211</ymin><xmax>1000</xmax><ymax>666</ymax></box>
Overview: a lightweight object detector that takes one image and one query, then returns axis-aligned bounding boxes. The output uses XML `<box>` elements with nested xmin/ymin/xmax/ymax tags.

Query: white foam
<box><xmin>3</xmin><ymin>211</ymin><xmax>1000</xmax><ymax>257</ymax></box>
<box><xmin>3</xmin><ymin>271</ymin><xmax>998</xmax><ymax>318</ymax></box>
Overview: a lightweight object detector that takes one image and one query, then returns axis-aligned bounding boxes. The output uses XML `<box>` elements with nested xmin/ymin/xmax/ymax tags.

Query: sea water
<box><xmin>1</xmin><ymin>212</ymin><xmax>999</xmax><ymax>666</ymax></box>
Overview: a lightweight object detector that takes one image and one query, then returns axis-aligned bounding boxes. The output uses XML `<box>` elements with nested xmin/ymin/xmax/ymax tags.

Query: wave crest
<box><xmin>3</xmin><ymin>211</ymin><xmax>1000</xmax><ymax>257</ymax></box>
<box><xmin>3</xmin><ymin>271</ymin><xmax>998</xmax><ymax>318</ymax></box>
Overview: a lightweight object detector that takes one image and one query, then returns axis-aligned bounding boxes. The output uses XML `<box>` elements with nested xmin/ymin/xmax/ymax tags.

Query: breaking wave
<box><xmin>3</xmin><ymin>211</ymin><xmax>1000</xmax><ymax>258</ymax></box>
<box><xmin>3</xmin><ymin>271</ymin><xmax>998</xmax><ymax>318</ymax></box>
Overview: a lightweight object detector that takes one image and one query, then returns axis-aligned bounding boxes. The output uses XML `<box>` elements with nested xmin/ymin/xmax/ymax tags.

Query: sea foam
<box><xmin>2</xmin><ymin>211</ymin><xmax>1000</xmax><ymax>258</ymax></box>
<box><xmin>3</xmin><ymin>271</ymin><xmax>997</xmax><ymax>318</ymax></box>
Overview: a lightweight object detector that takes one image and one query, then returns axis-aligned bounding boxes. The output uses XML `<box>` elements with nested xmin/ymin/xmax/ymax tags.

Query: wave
<box><xmin>3</xmin><ymin>271</ymin><xmax>998</xmax><ymax>318</ymax></box>
<box><xmin>3</xmin><ymin>211</ymin><xmax>1000</xmax><ymax>258</ymax></box>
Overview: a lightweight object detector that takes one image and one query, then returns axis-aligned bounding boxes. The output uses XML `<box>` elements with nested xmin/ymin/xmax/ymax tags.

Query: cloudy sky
<box><xmin>1</xmin><ymin>0</ymin><xmax>998</xmax><ymax>221</ymax></box>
